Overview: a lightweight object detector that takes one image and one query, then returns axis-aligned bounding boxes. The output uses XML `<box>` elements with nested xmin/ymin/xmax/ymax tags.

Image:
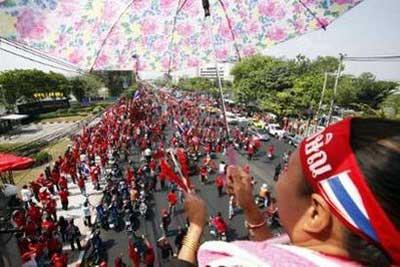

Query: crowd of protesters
<box><xmin>12</xmin><ymin>85</ymin><xmax>293</xmax><ymax>266</ymax></box>
<box><xmin>11</xmin><ymin>85</ymin><xmax>396</xmax><ymax>267</ymax></box>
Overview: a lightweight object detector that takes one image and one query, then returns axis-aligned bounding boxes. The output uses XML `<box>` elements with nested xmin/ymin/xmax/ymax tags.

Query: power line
<box><xmin>344</xmin><ymin>55</ymin><xmax>400</xmax><ymax>62</ymax></box>
<box><xmin>0</xmin><ymin>37</ymin><xmax>82</xmax><ymax>70</ymax></box>
<box><xmin>0</xmin><ymin>47</ymin><xmax>83</xmax><ymax>74</ymax></box>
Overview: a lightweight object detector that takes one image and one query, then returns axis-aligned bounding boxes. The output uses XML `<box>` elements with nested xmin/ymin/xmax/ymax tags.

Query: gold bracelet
<box><xmin>182</xmin><ymin>236</ymin><xmax>199</xmax><ymax>252</ymax></box>
<box><xmin>245</xmin><ymin>219</ymin><xmax>267</xmax><ymax>230</ymax></box>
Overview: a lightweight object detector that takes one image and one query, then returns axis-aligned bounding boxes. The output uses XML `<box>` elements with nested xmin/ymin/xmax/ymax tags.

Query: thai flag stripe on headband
<box><xmin>320</xmin><ymin>172</ymin><xmax>377</xmax><ymax>242</ymax></box>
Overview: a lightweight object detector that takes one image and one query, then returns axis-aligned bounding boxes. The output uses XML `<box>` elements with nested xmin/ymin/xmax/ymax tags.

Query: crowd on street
<box><xmin>10</xmin><ymin>86</ymin><xmax>400</xmax><ymax>267</ymax></box>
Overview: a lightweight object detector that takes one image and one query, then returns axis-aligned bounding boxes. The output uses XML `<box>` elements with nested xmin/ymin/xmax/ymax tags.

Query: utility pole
<box><xmin>327</xmin><ymin>53</ymin><xmax>344</xmax><ymax>126</ymax></box>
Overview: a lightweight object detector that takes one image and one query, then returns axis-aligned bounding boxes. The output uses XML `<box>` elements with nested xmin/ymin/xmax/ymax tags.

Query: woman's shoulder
<box><xmin>197</xmin><ymin>236</ymin><xmax>361</xmax><ymax>267</ymax></box>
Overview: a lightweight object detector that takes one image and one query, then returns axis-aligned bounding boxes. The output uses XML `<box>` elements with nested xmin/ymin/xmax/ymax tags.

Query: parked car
<box><xmin>226</xmin><ymin>114</ymin><xmax>239</xmax><ymax>125</ymax></box>
<box><xmin>286</xmin><ymin>134</ymin><xmax>303</xmax><ymax>147</ymax></box>
<box><xmin>267</xmin><ymin>124</ymin><xmax>286</xmax><ymax>138</ymax></box>
<box><xmin>249</xmin><ymin>128</ymin><xmax>270</xmax><ymax>142</ymax></box>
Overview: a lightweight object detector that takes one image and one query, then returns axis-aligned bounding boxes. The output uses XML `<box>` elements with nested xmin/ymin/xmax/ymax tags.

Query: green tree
<box><xmin>0</xmin><ymin>69</ymin><xmax>70</xmax><ymax>104</ymax></box>
<box><xmin>353</xmin><ymin>73</ymin><xmax>396</xmax><ymax>109</ymax></box>
<box><xmin>68</xmin><ymin>74</ymin><xmax>104</xmax><ymax>102</ymax></box>
<box><xmin>231</xmin><ymin>55</ymin><xmax>294</xmax><ymax>107</ymax></box>
<box><xmin>381</xmin><ymin>92</ymin><xmax>400</xmax><ymax>118</ymax></box>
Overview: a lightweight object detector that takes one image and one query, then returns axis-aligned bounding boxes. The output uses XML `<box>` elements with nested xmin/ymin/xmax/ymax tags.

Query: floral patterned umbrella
<box><xmin>0</xmin><ymin>0</ymin><xmax>363</xmax><ymax>72</ymax></box>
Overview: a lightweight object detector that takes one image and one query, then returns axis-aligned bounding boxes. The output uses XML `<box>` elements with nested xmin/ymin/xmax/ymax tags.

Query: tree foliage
<box><xmin>0</xmin><ymin>69</ymin><xmax>70</xmax><ymax>105</ymax></box>
<box><xmin>230</xmin><ymin>54</ymin><xmax>398</xmax><ymax>118</ymax></box>
<box><xmin>68</xmin><ymin>74</ymin><xmax>105</xmax><ymax>102</ymax></box>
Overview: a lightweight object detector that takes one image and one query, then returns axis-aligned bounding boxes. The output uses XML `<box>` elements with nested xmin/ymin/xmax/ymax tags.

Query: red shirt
<box><xmin>27</xmin><ymin>205</ymin><xmax>42</xmax><ymax>225</ymax></box>
<box><xmin>144</xmin><ymin>245</ymin><xmax>155</xmax><ymax>265</ymax></box>
<box><xmin>59</xmin><ymin>190</ymin><xmax>68</xmax><ymax>202</ymax></box>
<box><xmin>200</xmin><ymin>166</ymin><xmax>208</xmax><ymax>176</ymax></box>
<box><xmin>215</xmin><ymin>176</ymin><xmax>224</xmax><ymax>188</ymax></box>
<box><xmin>38</xmin><ymin>190</ymin><xmax>50</xmax><ymax>202</ymax></box>
<box><xmin>42</xmin><ymin>219</ymin><xmax>56</xmax><ymax>233</ymax></box>
<box><xmin>45</xmin><ymin>199</ymin><xmax>57</xmax><ymax>214</ymax></box>
<box><xmin>77</xmin><ymin>178</ymin><xmax>85</xmax><ymax>189</ymax></box>
<box><xmin>51</xmin><ymin>253</ymin><xmax>68</xmax><ymax>267</ymax></box>
<box><xmin>58</xmin><ymin>177</ymin><xmax>68</xmax><ymax>190</ymax></box>
<box><xmin>167</xmin><ymin>192</ymin><xmax>177</xmax><ymax>205</ymax></box>
<box><xmin>24</xmin><ymin>221</ymin><xmax>37</xmax><ymax>236</ymax></box>
<box><xmin>47</xmin><ymin>237</ymin><xmax>62</xmax><ymax>253</ymax></box>
<box><xmin>128</xmin><ymin>240</ymin><xmax>140</xmax><ymax>266</ymax></box>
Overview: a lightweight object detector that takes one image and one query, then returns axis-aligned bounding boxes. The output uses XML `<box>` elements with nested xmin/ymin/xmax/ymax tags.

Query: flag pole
<box><xmin>167</xmin><ymin>148</ymin><xmax>191</xmax><ymax>193</ymax></box>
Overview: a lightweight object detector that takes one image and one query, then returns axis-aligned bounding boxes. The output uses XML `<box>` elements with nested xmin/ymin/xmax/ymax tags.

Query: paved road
<box><xmin>94</xmin><ymin>129</ymin><xmax>294</xmax><ymax>266</ymax></box>
<box><xmin>1</xmin><ymin>122</ymin><xmax>76</xmax><ymax>143</ymax></box>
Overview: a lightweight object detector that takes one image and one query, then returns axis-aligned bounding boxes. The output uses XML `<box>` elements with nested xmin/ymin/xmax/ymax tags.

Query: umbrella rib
<box><xmin>167</xmin><ymin>0</ymin><xmax>189</xmax><ymax>74</ymax></box>
<box><xmin>297</xmin><ymin>0</ymin><xmax>327</xmax><ymax>30</ymax></box>
<box><xmin>217</xmin><ymin>0</ymin><xmax>242</xmax><ymax>61</ymax></box>
<box><xmin>89</xmin><ymin>0</ymin><xmax>137</xmax><ymax>72</ymax></box>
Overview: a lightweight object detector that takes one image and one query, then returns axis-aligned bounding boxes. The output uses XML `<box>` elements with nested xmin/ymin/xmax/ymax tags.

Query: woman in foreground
<box><xmin>177</xmin><ymin>118</ymin><xmax>400</xmax><ymax>266</ymax></box>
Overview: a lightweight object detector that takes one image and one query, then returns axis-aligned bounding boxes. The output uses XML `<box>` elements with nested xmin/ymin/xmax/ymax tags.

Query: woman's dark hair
<box><xmin>346</xmin><ymin>117</ymin><xmax>400</xmax><ymax>266</ymax></box>
<box><xmin>300</xmin><ymin>117</ymin><xmax>400</xmax><ymax>266</ymax></box>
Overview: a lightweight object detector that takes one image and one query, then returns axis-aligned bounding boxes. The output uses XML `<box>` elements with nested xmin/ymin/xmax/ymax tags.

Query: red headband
<box><xmin>299</xmin><ymin>117</ymin><xmax>400</xmax><ymax>264</ymax></box>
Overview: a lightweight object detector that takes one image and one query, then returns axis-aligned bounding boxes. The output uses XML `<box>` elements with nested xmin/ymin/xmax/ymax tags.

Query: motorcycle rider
<box><xmin>267</xmin><ymin>144</ymin><xmax>275</xmax><ymax>160</ymax></box>
<box><xmin>210</xmin><ymin>212</ymin><xmax>228</xmax><ymax>240</ymax></box>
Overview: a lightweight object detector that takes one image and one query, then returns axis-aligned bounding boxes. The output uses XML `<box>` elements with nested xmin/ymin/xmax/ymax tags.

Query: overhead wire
<box><xmin>344</xmin><ymin>55</ymin><xmax>400</xmax><ymax>62</ymax></box>
<box><xmin>0</xmin><ymin>37</ymin><xmax>82</xmax><ymax>70</ymax></box>
<box><xmin>0</xmin><ymin>46</ymin><xmax>83</xmax><ymax>74</ymax></box>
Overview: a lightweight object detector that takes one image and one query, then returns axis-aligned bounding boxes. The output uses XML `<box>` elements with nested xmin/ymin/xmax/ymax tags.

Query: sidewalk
<box><xmin>54</xmin><ymin>178</ymin><xmax>104</xmax><ymax>267</ymax></box>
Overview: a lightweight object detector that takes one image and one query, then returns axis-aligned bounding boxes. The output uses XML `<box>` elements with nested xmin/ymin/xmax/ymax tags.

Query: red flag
<box><xmin>160</xmin><ymin>160</ymin><xmax>188</xmax><ymax>192</ymax></box>
<box><xmin>176</xmin><ymin>149</ymin><xmax>189</xmax><ymax>178</ymax></box>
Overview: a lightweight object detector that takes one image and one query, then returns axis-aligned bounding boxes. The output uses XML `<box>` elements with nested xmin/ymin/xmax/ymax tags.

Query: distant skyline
<box><xmin>1</xmin><ymin>0</ymin><xmax>399</xmax><ymax>81</ymax></box>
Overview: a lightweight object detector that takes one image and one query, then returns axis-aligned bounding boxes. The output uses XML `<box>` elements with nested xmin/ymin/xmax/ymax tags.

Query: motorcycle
<box><xmin>124</xmin><ymin>210</ymin><xmax>140</xmax><ymax>232</ymax></box>
<box><xmin>108</xmin><ymin>213</ymin><xmax>117</xmax><ymax>230</ymax></box>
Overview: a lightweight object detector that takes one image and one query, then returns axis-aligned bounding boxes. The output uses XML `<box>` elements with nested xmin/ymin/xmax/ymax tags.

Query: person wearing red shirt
<box><xmin>45</xmin><ymin>198</ymin><xmax>57</xmax><ymax>221</ymax></box>
<box><xmin>200</xmin><ymin>165</ymin><xmax>208</xmax><ymax>184</ymax></box>
<box><xmin>144</xmin><ymin>237</ymin><xmax>155</xmax><ymax>267</ymax></box>
<box><xmin>128</xmin><ymin>238</ymin><xmax>140</xmax><ymax>267</ymax></box>
<box><xmin>47</xmin><ymin>233</ymin><xmax>62</xmax><ymax>256</ymax></box>
<box><xmin>38</xmin><ymin>187</ymin><xmax>51</xmax><ymax>203</ymax></box>
<box><xmin>51</xmin><ymin>252</ymin><xmax>68</xmax><ymax>267</ymax></box>
<box><xmin>211</xmin><ymin>212</ymin><xmax>228</xmax><ymax>235</ymax></box>
<box><xmin>58</xmin><ymin>176</ymin><xmax>68</xmax><ymax>191</ymax></box>
<box><xmin>215</xmin><ymin>175</ymin><xmax>224</xmax><ymax>197</ymax></box>
<box><xmin>90</xmin><ymin>166</ymin><xmax>100</xmax><ymax>190</ymax></box>
<box><xmin>126</xmin><ymin>167</ymin><xmax>135</xmax><ymax>185</ymax></box>
<box><xmin>167</xmin><ymin>190</ymin><xmax>177</xmax><ymax>216</ymax></box>
<box><xmin>114</xmin><ymin>254</ymin><xmax>127</xmax><ymax>267</ymax></box>
<box><xmin>42</xmin><ymin>215</ymin><xmax>57</xmax><ymax>233</ymax></box>
<box><xmin>29</xmin><ymin>180</ymin><xmax>41</xmax><ymax>201</ymax></box>
<box><xmin>27</xmin><ymin>203</ymin><xmax>42</xmax><ymax>226</ymax></box>
<box><xmin>51</xmin><ymin>168</ymin><xmax>60</xmax><ymax>191</ymax></box>
<box><xmin>247</xmin><ymin>143</ymin><xmax>254</xmax><ymax>160</ymax></box>
<box><xmin>77</xmin><ymin>176</ymin><xmax>86</xmax><ymax>196</ymax></box>
<box><xmin>59</xmin><ymin>189</ymin><xmax>69</xmax><ymax>210</ymax></box>
<box><xmin>11</xmin><ymin>209</ymin><xmax>26</xmax><ymax>230</ymax></box>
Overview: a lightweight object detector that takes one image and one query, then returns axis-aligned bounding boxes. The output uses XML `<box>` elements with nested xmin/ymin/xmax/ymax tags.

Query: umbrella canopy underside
<box><xmin>0</xmin><ymin>0</ymin><xmax>363</xmax><ymax>72</ymax></box>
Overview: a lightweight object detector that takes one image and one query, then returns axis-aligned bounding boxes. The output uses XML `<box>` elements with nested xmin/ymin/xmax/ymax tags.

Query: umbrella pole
<box><xmin>207</xmin><ymin>18</ymin><xmax>230</xmax><ymax>137</ymax></box>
